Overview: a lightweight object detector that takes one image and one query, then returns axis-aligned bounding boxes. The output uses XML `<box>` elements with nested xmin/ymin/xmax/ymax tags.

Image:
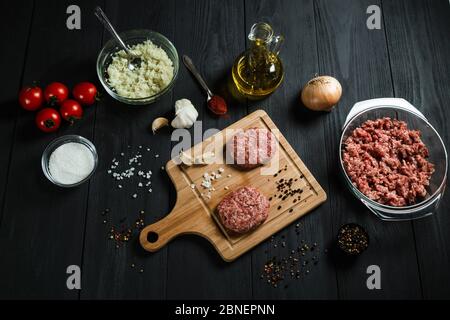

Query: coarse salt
<box><xmin>48</xmin><ymin>142</ymin><xmax>95</xmax><ymax>185</ymax></box>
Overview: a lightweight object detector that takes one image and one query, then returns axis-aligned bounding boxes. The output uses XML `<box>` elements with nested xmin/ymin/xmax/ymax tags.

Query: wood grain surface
<box><xmin>139</xmin><ymin>110</ymin><xmax>327</xmax><ymax>261</ymax></box>
<box><xmin>0</xmin><ymin>0</ymin><xmax>448</xmax><ymax>299</ymax></box>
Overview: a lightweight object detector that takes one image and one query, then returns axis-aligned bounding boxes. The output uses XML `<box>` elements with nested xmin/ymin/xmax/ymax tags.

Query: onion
<box><xmin>301</xmin><ymin>75</ymin><xmax>342</xmax><ymax>111</ymax></box>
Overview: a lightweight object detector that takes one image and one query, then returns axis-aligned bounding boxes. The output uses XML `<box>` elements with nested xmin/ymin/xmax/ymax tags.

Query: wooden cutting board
<box><xmin>140</xmin><ymin>110</ymin><xmax>327</xmax><ymax>261</ymax></box>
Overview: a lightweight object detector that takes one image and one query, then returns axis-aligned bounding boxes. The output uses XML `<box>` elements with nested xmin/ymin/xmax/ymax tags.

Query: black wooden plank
<box><xmin>165</xmin><ymin>0</ymin><xmax>253</xmax><ymax>299</ymax></box>
<box><xmin>314</xmin><ymin>0</ymin><xmax>422</xmax><ymax>299</ymax></box>
<box><xmin>383</xmin><ymin>0</ymin><xmax>450</xmax><ymax>299</ymax></box>
<box><xmin>0</xmin><ymin>1</ymin><xmax>33</xmax><ymax>224</ymax></box>
<box><xmin>0</xmin><ymin>0</ymin><xmax>104</xmax><ymax>299</ymax></box>
<box><xmin>79</xmin><ymin>0</ymin><xmax>175</xmax><ymax>299</ymax></box>
<box><xmin>244</xmin><ymin>0</ymin><xmax>339</xmax><ymax>299</ymax></box>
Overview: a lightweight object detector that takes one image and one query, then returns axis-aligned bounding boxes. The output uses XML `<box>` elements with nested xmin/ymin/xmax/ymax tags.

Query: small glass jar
<box><xmin>42</xmin><ymin>135</ymin><xmax>98</xmax><ymax>188</ymax></box>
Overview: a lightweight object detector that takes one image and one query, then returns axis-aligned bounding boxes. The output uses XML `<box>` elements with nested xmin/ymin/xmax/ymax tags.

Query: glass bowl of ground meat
<box><xmin>339</xmin><ymin>101</ymin><xmax>447</xmax><ymax>221</ymax></box>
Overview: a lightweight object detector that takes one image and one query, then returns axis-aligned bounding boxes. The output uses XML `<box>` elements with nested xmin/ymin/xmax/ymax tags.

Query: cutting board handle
<box><xmin>140</xmin><ymin>215</ymin><xmax>177</xmax><ymax>252</ymax></box>
<box><xmin>139</xmin><ymin>195</ymin><xmax>204</xmax><ymax>251</ymax></box>
<box><xmin>139</xmin><ymin>160</ymin><xmax>206</xmax><ymax>252</ymax></box>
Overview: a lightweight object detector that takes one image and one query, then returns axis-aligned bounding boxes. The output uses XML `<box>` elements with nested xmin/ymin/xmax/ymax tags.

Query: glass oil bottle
<box><xmin>231</xmin><ymin>22</ymin><xmax>284</xmax><ymax>99</ymax></box>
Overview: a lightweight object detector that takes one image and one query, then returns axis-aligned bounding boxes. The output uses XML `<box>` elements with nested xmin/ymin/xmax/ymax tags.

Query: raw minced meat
<box><xmin>216</xmin><ymin>186</ymin><xmax>269</xmax><ymax>234</ymax></box>
<box><xmin>342</xmin><ymin>117</ymin><xmax>435</xmax><ymax>206</ymax></box>
<box><xmin>226</xmin><ymin>127</ymin><xmax>277</xmax><ymax>170</ymax></box>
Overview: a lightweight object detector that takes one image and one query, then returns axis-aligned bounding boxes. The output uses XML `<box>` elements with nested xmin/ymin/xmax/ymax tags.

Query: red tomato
<box><xmin>72</xmin><ymin>82</ymin><xmax>98</xmax><ymax>106</ymax></box>
<box><xmin>35</xmin><ymin>108</ymin><xmax>61</xmax><ymax>133</ymax></box>
<box><xmin>18</xmin><ymin>85</ymin><xmax>43</xmax><ymax>111</ymax></box>
<box><xmin>44</xmin><ymin>82</ymin><xmax>69</xmax><ymax>106</ymax></box>
<box><xmin>60</xmin><ymin>99</ymin><xmax>83</xmax><ymax>124</ymax></box>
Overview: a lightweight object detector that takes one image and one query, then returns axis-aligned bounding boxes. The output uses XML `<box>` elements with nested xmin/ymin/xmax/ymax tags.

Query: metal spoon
<box><xmin>182</xmin><ymin>55</ymin><xmax>227</xmax><ymax>115</ymax></box>
<box><xmin>94</xmin><ymin>6</ymin><xmax>142</xmax><ymax>71</ymax></box>
<box><xmin>182</xmin><ymin>55</ymin><xmax>214</xmax><ymax>100</ymax></box>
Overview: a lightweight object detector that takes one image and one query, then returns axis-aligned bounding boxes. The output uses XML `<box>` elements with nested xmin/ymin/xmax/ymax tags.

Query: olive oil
<box><xmin>231</xmin><ymin>23</ymin><xmax>284</xmax><ymax>99</ymax></box>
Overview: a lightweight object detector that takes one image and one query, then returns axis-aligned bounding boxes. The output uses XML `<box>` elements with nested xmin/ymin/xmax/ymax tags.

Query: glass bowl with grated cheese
<box><xmin>97</xmin><ymin>29</ymin><xmax>179</xmax><ymax>105</ymax></box>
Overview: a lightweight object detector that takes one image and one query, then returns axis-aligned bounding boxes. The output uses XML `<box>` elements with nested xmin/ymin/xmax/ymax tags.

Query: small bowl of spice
<box><xmin>41</xmin><ymin>135</ymin><xmax>98</xmax><ymax>187</ymax></box>
<box><xmin>337</xmin><ymin>223</ymin><xmax>369</xmax><ymax>256</ymax></box>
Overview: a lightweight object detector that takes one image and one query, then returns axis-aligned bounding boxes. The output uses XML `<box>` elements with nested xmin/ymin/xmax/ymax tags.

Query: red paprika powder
<box><xmin>207</xmin><ymin>95</ymin><xmax>227</xmax><ymax>115</ymax></box>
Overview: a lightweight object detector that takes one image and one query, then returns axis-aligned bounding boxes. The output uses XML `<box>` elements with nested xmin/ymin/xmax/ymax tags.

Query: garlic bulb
<box><xmin>171</xmin><ymin>99</ymin><xmax>198</xmax><ymax>129</ymax></box>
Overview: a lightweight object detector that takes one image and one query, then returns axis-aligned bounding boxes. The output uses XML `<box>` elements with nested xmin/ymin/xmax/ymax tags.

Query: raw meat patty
<box><xmin>226</xmin><ymin>127</ymin><xmax>277</xmax><ymax>169</ymax></box>
<box><xmin>343</xmin><ymin>117</ymin><xmax>435</xmax><ymax>206</ymax></box>
<box><xmin>216</xmin><ymin>186</ymin><xmax>270</xmax><ymax>234</ymax></box>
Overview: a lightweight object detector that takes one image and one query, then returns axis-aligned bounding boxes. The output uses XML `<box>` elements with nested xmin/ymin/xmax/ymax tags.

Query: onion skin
<box><xmin>301</xmin><ymin>76</ymin><xmax>342</xmax><ymax>111</ymax></box>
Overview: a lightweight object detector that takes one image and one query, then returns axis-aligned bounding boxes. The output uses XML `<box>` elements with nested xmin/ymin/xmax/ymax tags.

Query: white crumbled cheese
<box><xmin>106</xmin><ymin>40</ymin><xmax>174</xmax><ymax>99</ymax></box>
<box><xmin>48</xmin><ymin>142</ymin><xmax>95</xmax><ymax>185</ymax></box>
<box><xmin>190</xmin><ymin>184</ymin><xmax>195</xmax><ymax>189</ymax></box>
<box><xmin>201</xmin><ymin>180</ymin><xmax>212</xmax><ymax>189</ymax></box>
<box><xmin>199</xmin><ymin>168</ymin><xmax>229</xmax><ymax>200</ymax></box>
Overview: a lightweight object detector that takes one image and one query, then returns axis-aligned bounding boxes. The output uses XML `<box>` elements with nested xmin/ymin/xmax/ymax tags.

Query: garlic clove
<box><xmin>151</xmin><ymin>117</ymin><xmax>169</xmax><ymax>134</ymax></box>
<box><xmin>178</xmin><ymin>151</ymin><xmax>193</xmax><ymax>166</ymax></box>
<box><xmin>177</xmin><ymin>150</ymin><xmax>216</xmax><ymax>166</ymax></box>
<box><xmin>200</xmin><ymin>151</ymin><xmax>215</xmax><ymax>164</ymax></box>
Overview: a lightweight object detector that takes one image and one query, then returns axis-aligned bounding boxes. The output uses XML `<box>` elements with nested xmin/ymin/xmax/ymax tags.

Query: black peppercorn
<box><xmin>337</xmin><ymin>223</ymin><xmax>369</xmax><ymax>255</ymax></box>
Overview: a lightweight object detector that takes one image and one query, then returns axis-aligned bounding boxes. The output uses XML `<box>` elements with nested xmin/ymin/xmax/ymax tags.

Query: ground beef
<box><xmin>343</xmin><ymin>117</ymin><xmax>435</xmax><ymax>207</ymax></box>
<box><xmin>216</xmin><ymin>186</ymin><xmax>270</xmax><ymax>234</ymax></box>
<box><xmin>226</xmin><ymin>127</ymin><xmax>277</xmax><ymax>169</ymax></box>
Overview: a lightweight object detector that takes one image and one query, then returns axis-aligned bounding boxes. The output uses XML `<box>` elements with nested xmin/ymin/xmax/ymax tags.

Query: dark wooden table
<box><xmin>0</xmin><ymin>0</ymin><xmax>449</xmax><ymax>300</ymax></box>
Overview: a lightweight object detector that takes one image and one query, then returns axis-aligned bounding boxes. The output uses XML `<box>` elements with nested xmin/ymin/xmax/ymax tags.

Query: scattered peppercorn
<box><xmin>261</xmin><ymin>235</ymin><xmax>322</xmax><ymax>288</ymax></box>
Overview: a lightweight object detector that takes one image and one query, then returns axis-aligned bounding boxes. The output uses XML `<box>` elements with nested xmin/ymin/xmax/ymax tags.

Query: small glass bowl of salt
<box><xmin>42</xmin><ymin>135</ymin><xmax>98</xmax><ymax>187</ymax></box>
